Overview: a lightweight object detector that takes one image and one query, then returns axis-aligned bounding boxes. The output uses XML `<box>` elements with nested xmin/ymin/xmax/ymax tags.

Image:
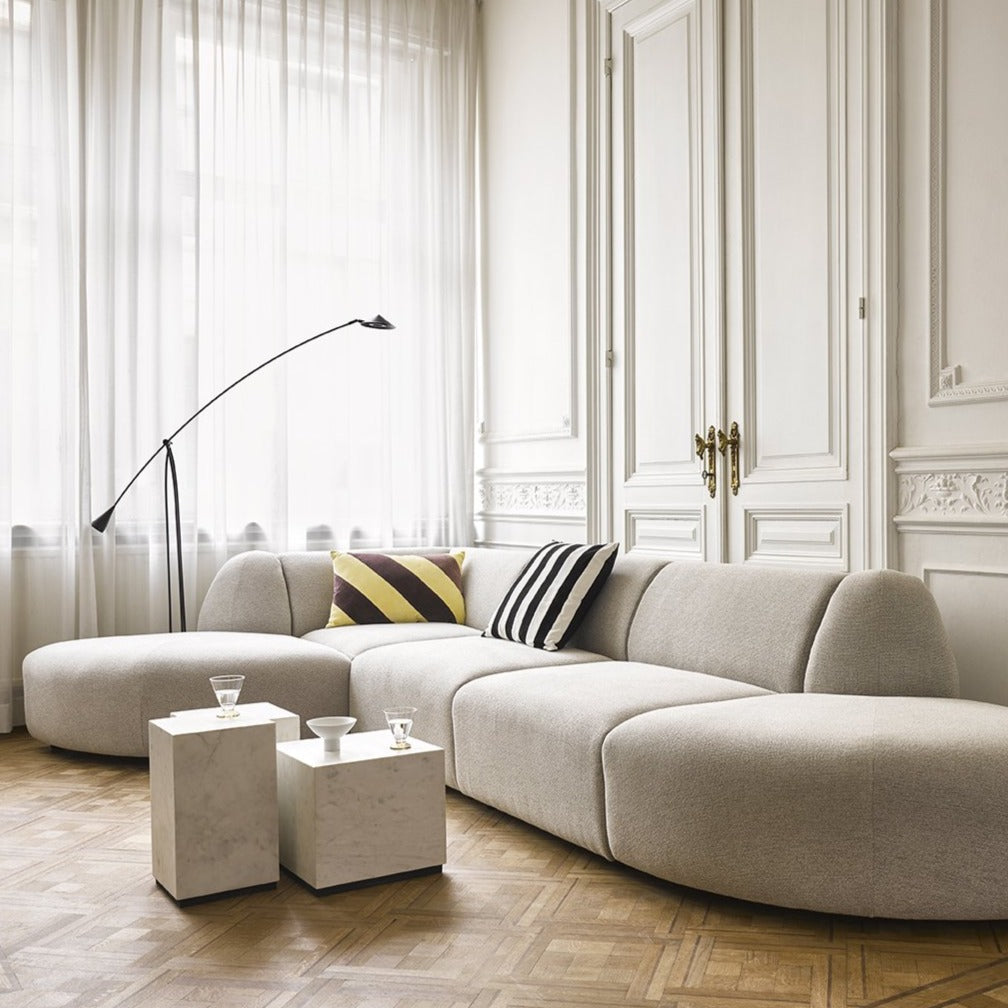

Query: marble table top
<box><xmin>278</xmin><ymin>729</ymin><xmax>443</xmax><ymax>768</ymax></box>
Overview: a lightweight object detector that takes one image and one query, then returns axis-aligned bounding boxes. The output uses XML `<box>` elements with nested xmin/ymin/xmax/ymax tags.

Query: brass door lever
<box><xmin>717</xmin><ymin>421</ymin><xmax>740</xmax><ymax>495</ymax></box>
<box><xmin>694</xmin><ymin>426</ymin><xmax>717</xmax><ymax>499</ymax></box>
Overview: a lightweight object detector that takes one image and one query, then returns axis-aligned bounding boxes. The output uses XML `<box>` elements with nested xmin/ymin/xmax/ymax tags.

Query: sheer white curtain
<box><xmin>0</xmin><ymin>0</ymin><xmax>477</xmax><ymax>731</ymax></box>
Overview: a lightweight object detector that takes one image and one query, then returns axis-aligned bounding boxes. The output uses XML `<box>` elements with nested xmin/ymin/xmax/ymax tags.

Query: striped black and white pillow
<box><xmin>484</xmin><ymin>541</ymin><xmax>619</xmax><ymax>651</ymax></box>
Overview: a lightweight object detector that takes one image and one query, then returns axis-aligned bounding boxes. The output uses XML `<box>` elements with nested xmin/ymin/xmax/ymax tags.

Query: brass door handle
<box><xmin>718</xmin><ymin>421</ymin><xmax>740</xmax><ymax>495</ymax></box>
<box><xmin>694</xmin><ymin>426</ymin><xmax>716</xmax><ymax>498</ymax></box>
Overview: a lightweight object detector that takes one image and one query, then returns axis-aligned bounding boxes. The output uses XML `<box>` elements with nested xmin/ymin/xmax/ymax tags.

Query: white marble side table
<box><xmin>149</xmin><ymin>712</ymin><xmax>279</xmax><ymax>903</ymax></box>
<box><xmin>277</xmin><ymin>730</ymin><xmax>446</xmax><ymax>892</ymax></box>
<box><xmin>171</xmin><ymin>702</ymin><xmax>301</xmax><ymax>743</ymax></box>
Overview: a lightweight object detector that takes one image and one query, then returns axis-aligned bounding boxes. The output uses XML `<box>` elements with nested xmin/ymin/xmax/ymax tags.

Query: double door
<box><xmin>605</xmin><ymin>0</ymin><xmax>866</xmax><ymax>570</ymax></box>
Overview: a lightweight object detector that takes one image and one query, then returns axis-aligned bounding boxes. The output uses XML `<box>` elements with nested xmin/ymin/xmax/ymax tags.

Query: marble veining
<box><xmin>170</xmin><ymin>702</ymin><xmax>301</xmax><ymax>743</ymax></box>
<box><xmin>150</xmin><ymin>714</ymin><xmax>279</xmax><ymax>901</ymax></box>
<box><xmin>277</xmin><ymin>730</ymin><xmax>446</xmax><ymax>890</ymax></box>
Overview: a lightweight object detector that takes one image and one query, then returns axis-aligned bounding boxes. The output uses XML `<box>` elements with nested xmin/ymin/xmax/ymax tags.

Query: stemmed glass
<box><xmin>383</xmin><ymin>707</ymin><xmax>417</xmax><ymax>750</ymax></box>
<box><xmin>209</xmin><ymin>675</ymin><xmax>245</xmax><ymax>718</ymax></box>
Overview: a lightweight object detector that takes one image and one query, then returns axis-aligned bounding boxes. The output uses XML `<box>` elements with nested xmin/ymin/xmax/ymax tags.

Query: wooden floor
<box><xmin>2</xmin><ymin>728</ymin><xmax>1007</xmax><ymax>1008</ymax></box>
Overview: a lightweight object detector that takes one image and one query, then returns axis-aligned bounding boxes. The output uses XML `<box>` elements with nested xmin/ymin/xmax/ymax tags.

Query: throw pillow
<box><xmin>326</xmin><ymin>551</ymin><xmax>466</xmax><ymax>628</ymax></box>
<box><xmin>484</xmin><ymin>540</ymin><xmax>619</xmax><ymax>651</ymax></box>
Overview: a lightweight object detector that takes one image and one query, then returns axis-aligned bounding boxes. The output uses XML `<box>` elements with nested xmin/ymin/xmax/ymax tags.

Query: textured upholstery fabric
<box><xmin>566</xmin><ymin>552</ymin><xmax>666</xmax><ymax>660</ymax></box>
<box><xmin>280</xmin><ymin>550</ymin><xmax>351</xmax><ymax>638</ymax></box>
<box><xmin>453</xmin><ymin>663</ymin><xmax>770</xmax><ymax>858</ymax></box>
<box><xmin>289</xmin><ymin>546</ymin><xmax>659</xmax><ymax>660</ymax></box>
<box><xmin>23</xmin><ymin>632</ymin><xmax>350</xmax><ymax>757</ymax></box>
<box><xmin>627</xmin><ymin>564</ymin><xmax>843</xmax><ymax>692</ymax></box>
<box><xmin>458</xmin><ymin>548</ymin><xmax>534</xmax><ymax>631</ymax></box>
<box><xmin>348</xmin><ymin>636</ymin><xmax>606</xmax><ymax>788</ymax></box>
<box><xmin>602</xmin><ymin>693</ymin><xmax>1008</xmax><ymax>919</ymax></box>
<box><xmin>197</xmin><ymin>551</ymin><xmax>292</xmax><ymax>634</ymax></box>
<box><xmin>303</xmin><ymin>623</ymin><xmax>480</xmax><ymax>660</ymax></box>
<box><xmin>804</xmin><ymin>570</ymin><xmax>959</xmax><ymax>697</ymax></box>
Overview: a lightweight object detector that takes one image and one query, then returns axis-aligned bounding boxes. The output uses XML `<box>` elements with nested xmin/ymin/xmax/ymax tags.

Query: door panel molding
<box><xmin>620</xmin><ymin>0</ymin><xmax>706</xmax><ymax>481</ymax></box>
<box><xmin>744</xmin><ymin>505</ymin><xmax>849</xmax><ymax>569</ymax></box>
<box><xmin>479</xmin><ymin>0</ymin><xmax>580</xmax><ymax>444</ymax></box>
<box><xmin>626</xmin><ymin>507</ymin><xmax>706</xmax><ymax>558</ymax></box>
<box><xmin>739</xmin><ymin>0</ymin><xmax>848</xmax><ymax>480</ymax></box>
<box><xmin>927</xmin><ymin>0</ymin><xmax>1008</xmax><ymax>405</ymax></box>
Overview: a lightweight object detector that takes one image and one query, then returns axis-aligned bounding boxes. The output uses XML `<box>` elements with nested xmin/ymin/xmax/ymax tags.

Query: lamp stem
<box><xmin>163</xmin><ymin>449</ymin><xmax>173</xmax><ymax>632</ymax></box>
<box><xmin>164</xmin><ymin>440</ymin><xmax>186</xmax><ymax>632</ymax></box>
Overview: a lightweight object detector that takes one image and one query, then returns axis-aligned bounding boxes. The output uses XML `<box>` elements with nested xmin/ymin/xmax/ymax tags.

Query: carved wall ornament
<box><xmin>478</xmin><ymin>480</ymin><xmax>586</xmax><ymax>517</ymax></box>
<box><xmin>898</xmin><ymin>472</ymin><xmax>1008</xmax><ymax>519</ymax></box>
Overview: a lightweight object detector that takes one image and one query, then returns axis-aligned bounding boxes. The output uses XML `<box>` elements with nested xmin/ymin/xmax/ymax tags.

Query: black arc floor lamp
<box><xmin>91</xmin><ymin>314</ymin><xmax>395</xmax><ymax>632</ymax></box>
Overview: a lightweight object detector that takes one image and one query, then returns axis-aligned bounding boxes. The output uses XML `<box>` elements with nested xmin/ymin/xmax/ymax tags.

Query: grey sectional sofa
<box><xmin>22</xmin><ymin>547</ymin><xmax>1008</xmax><ymax>920</ymax></box>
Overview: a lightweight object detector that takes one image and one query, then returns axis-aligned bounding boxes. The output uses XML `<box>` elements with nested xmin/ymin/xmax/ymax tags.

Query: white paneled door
<box><xmin>604</xmin><ymin>0</ymin><xmax>867</xmax><ymax>570</ymax></box>
<box><xmin>607</xmin><ymin>0</ymin><xmax>725</xmax><ymax>562</ymax></box>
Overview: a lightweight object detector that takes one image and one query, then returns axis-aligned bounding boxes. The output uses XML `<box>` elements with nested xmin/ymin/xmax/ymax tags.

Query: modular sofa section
<box><xmin>804</xmin><ymin>570</ymin><xmax>959</xmax><ymax>697</ymax></box>
<box><xmin>602</xmin><ymin>693</ymin><xmax>1008</xmax><ymax>919</ymax></box>
<box><xmin>348</xmin><ymin>637</ymin><xmax>608</xmax><ymax>788</ymax></box>
<box><xmin>23</xmin><ymin>632</ymin><xmax>351</xmax><ymax>757</ymax></box>
<box><xmin>453</xmin><ymin>663</ymin><xmax>771</xmax><ymax>859</ymax></box>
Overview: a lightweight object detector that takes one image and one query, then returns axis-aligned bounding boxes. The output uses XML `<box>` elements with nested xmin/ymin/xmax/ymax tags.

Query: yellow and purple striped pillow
<box><xmin>325</xmin><ymin>551</ymin><xmax>466</xmax><ymax>628</ymax></box>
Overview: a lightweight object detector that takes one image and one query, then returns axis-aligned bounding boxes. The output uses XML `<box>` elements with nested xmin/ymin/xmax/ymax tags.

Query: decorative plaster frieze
<box><xmin>897</xmin><ymin>472</ymin><xmax>1008</xmax><ymax>519</ymax></box>
<box><xmin>477</xmin><ymin>480</ymin><xmax>586</xmax><ymax>517</ymax></box>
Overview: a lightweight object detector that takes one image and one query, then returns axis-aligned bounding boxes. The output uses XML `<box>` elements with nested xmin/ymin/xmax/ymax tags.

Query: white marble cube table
<box><xmin>149</xmin><ymin>713</ymin><xmax>279</xmax><ymax>903</ymax></box>
<box><xmin>277</xmin><ymin>730</ymin><xmax>446</xmax><ymax>892</ymax></box>
<box><xmin>170</xmin><ymin>702</ymin><xmax>301</xmax><ymax>743</ymax></box>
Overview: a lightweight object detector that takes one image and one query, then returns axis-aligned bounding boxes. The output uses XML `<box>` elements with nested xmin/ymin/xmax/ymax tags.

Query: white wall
<box><xmin>476</xmin><ymin>0</ymin><xmax>590</xmax><ymax>548</ymax></box>
<box><xmin>893</xmin><ymin>0</ymin><xmax>1008</xmax><ymax>704</ymax></box>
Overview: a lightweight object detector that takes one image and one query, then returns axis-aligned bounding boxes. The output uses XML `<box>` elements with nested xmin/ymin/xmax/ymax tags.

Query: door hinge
<box><xmin>858</xmin><ymin>296</ymin><xmax>866</xmax><ymax>320</ymax></box>
<box><xmin>605</xmin><ymin>349</ymin><xmax>614</xmax><ymax>367</ymax></box>
<box><xmin>604</xmin><ymin>57</ymin><xmax>613</xmax><ymax>77</ymax></box>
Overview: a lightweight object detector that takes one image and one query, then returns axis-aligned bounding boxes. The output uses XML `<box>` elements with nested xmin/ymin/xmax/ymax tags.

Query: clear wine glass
<box><xmin>383</xmin><ymin>707</ymin><xmax>417</xmax><ymax>750</ymax></box>
<box><xmin>209</xmin><ymin>675</ymin><xmax>245</xmax><ymax>719</ymax></box>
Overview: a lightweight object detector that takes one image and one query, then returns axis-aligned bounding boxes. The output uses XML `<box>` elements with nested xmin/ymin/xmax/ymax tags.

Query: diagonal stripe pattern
<box><xmin>484</xmin><ymin>540</ymin><xmax>619</xmax><ymax>651</ymax></box>
<box><xmin>326</xmin><ymin>551</ymin><xmax>466</xmax><ymax>628</ymax></box>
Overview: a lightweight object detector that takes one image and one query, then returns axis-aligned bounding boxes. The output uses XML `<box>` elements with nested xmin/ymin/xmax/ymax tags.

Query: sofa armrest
<box><xmin>804</xmin><ymin>570</ymin><xmax>959</xmax><ymax>697</ymax></box>
<box><xmin>197</xmin><ymin>551</ymin><xmax>293</xmax><ymax>635</ymax></box>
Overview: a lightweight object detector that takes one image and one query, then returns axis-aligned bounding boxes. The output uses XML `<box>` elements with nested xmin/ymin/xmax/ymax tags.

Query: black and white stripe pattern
<box><xmin>483</xmin><ymin>541</ymin><xmax>620</xmax><ymax>651</ymax></box>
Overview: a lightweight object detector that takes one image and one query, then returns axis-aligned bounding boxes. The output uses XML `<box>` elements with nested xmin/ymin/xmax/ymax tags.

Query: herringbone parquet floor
<box><xmin>2</xmin><ymin>727</ymin><xmax>1007</xmax><ymax>1008</ymax></box>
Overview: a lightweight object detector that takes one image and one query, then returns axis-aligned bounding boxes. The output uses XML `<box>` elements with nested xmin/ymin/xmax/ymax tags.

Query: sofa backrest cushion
<box><xmin>627</xmin><ymin>563</ymin><xmax>843</xmax><ymax>692</ymax></box>
<box><xmin>456</xmin><ymin>547</ymin><xmax>535</xmax><ymax>631</ymax></box>
<box><xmin>804</xmin><ymin>570</ymin><xmax>959</xmax><ymax>697</ymax></box>
<box><xmin>279</xmin><ymin>551</ymin><xmax>340</xmax><ymax>638</ymax></box>
<box><xmin>197</xmin><ymin>550</ymin><xmax>293</xmax><ymax>635</ymax></box>
<box><xmin>567</xmin><ymin>552</ymin><xmax>666</xmax><ymax>660</ymax></box>
<box><xmin>200</xmin><ymin>546</ymin><xmax>666</xmax><ymax>660</ymax></box>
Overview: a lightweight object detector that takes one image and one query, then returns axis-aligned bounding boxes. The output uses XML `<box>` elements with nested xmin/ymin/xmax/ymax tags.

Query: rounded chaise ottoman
<box><xmin>23</xmin><ymin>631</ymin><xmax>350</xmax><ymax>757</ymax></box>
<box><xmin>602</xmin><ymin>692</ymin><xmax>1008</xmax><ymax>920</ymax></box>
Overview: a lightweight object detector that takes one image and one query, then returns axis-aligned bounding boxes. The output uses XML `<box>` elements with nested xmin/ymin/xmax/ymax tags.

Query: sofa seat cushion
<box><xmin>452</xmin><ymin>663</ymin><xmax>771</xmax><ymax>860</ymax></box>
<box><xmin>303</xmin><ymin>622</ymin><xmax>481</xmax><ymax>660</ymax></box>
<box><xmin>348</xmin><ymin>637</ymin><xmax>607</xmax><ymax>788</ymax></box>
<box><xmin>23</xmin><ymin>631</ymin><xmax>351</xmax><ymax>758</ymax></box>
<box><xmin>602</xmin><ymin>693</ymin><xmax>1008</xmax><ymax>919</ymax></box>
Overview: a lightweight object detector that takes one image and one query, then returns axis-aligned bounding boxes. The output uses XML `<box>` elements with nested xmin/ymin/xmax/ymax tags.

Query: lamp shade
<box><xmin>360</xmin><ymin>315</ymin><xmax>395</xmax><ymax>329</ymax></box>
